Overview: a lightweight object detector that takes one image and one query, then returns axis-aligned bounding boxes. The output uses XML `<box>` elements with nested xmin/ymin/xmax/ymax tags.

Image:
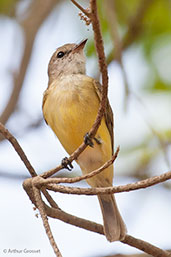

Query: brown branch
<box><xmin>70</xmin><ymin>0</ymin><xmax>109</xmax><ymax>136</ymax></box>
<box><xmin>45</xmin><ymin>170</ymin><xmax>171</xmax><ymax>195</ymax></box>
<box><xmin>47</xmin><ymin>206</ymin><xmax>171</xmax><ymax>256</ymax></box>
<box><xmin>0</xmin><ymin>122</ymin><xmax>36</xmax><ymax>177</ymax></box>
<box><xmin>23</xmin><ymin>178</ymin><xmax>169</xmax><ymax>257</ymax></box>
<box><xmin>23</xmin><ymin>177</ymin><xmax>170</xmax><ymax>257</ymax></box>
<box><xmin>71</xmin><ymin>0</ymin><xmax>90</xmax><ymax>17</ymax></box>
<box><xmin>40</xmin><ymin>147</ymin><xmax>119</xmax><ymax>185</ymax></box>
<box><xmin>45</xmin><ymin>201</ymin><xmax>104</xmax><ymax>235</ymax></box>
<box><xmin>122</xmin><ymin>235</ymin><xmax>170</xmax><ymax>257</ymax></box>
<box><xmin>32</xmin><ymin>185</ymin><xmax>62</xmax><ymax>257</ymax></box>
<box><xmin>104</xmin><ymin>1</ymin><xmax>122</xmax><ymax>63</ymax></box>
<box><xmin>132</xmin><ymin>93</ymin><xmax>171</xmax><ymax>169</ymax></box>
<box><xmin>44</xmin><ymin>192</ymin><xmax>170</xmax><ymax>256</ymax></box>
<box><xmin>103</xmin><ymin>254</ymin><xmax>148</xmax><ymax>257</ymax></box>
<box><xmin>103</xmin><ymin>0</ymin><xmax>170</xmax><ymax>166</ymax></box>
<box><xmin>1</xmin><ymin>1</ymin><xmax>170</xmax><ymax>257</ymax></box>
<box><xmin>123</xmin><ymin>0</ymin><xmax>155</xmax><ymax>49</ymax></box>
<box><xmin>2</xmin><ymin>116</ymin><xmax>170</xmax><ymax>256</ymax></box>
<box><xmin>103</xmin><ymin>253</ymin><xmax>149</xmax><ymax>257</ymax></box>
<box><xmin>106</xmin><ymin>0</ymin><xmax>155</xmax><ymax>64</ymax></box>
<box><xmin>21</xmin><ymin>149</ymin><xmax>170</xmax><ymax>257</ymax></box>
<box><xmin>104</xmin><ymin>0</ymin><xmax>130</xmax><ymax>105</ymax></box>
<box><xmin>0</xmin><ymin>0</ymin><xmax>60</xmax><ymax>141</ymax></box>
<box><xmin>89</xmin><ymin>0</ymin><xmax>109</xmax><ymax>136</ymax></box>
<box><xmin>42</xmin><ymin>0</ymin><xmax>109</xmax><ymax>179</ymax></box>
<box><xmin>107</xmin><ymin>253</ymin><xmax>170</xmax><ymax>257</ymax></box>
<box><xmin>23</xmin><ymin>179</ymin><xmax>104</xmax><ymax>235</ymax></box>
<box><xmin>43</xmin><ymin>206</ymin><xmax>171</xmax><ymax>256</ymax></box>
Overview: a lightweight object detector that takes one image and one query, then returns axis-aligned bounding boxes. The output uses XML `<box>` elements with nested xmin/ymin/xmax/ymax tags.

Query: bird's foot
<box><xmin>84</xmin><ymin>133</ymin><xmax>94</xmax><ymax>147</ymax></box>
<box><xmin>94</xmin><ymin>136</ymin><xmax>102</xmax><ymax>145</ymax></box>
<box><xmin>61</xmin><ymin>157</ymin><xmax>73</xmax><ymax>171</ymax></box>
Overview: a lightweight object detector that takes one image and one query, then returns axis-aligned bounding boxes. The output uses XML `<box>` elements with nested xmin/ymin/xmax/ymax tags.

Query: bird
<box><xmin>42</xmin><ymin>39</ymin><xmax>127</xmax><ymax>242</ymax></box>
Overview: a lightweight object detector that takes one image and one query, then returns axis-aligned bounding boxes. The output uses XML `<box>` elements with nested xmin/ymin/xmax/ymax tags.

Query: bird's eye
<box><xmin>57</xmin><ymin>51</ymin><xmax>65</xmax><ymax>58</ymax></box>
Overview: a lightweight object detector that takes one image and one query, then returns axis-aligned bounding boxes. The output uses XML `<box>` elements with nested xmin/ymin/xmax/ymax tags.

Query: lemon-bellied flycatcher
<box><xmin>42</xmin><ymin>39</ymin><xmax>126</xmax><ymax>242</ymax></box>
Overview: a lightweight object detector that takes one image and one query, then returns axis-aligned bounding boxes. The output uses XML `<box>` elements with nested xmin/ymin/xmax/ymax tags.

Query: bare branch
<box><xmin>122</xmin><ymin>235</ymin><xmax>170</xmax><ymax>257</ymax></box>
<box><xmin>32</xmin><ymin>185</ymin><xmax>62</xmax><ymax>257</ymax></box>
<box><xmin>89</xmin><ymin>0</ymin><xmax>109</xmax><ymax>136</ymax></box>
<box><xmin>2</xmin><ymin>117</ymin><xmax>169</xmax><ymax>257</ymax></box>
<box><xmin>23</xmin><ymin>180</ymin><xmax>104</xmax><ymax>235</ymax></box>
<box><xmin>45</xmin><ymin>170</ymin><xmax>171</xmax><ymax>195</ymax></box>
<box><xmin>100</xmin><ymin>254</ymin><xmax>147</xmax><ymax>257</ymax></box>
<box><xmin>42</xmin><ymin>0</ymin><xmax>109</xmax><ymax>179</ymax></box>
<box><xmin>71</xmin><ymin>0</ymin><xmax>90</xmax><ymax>17</ymax></box>
<box><xmin>45</xmin><ymin>201</ymin><xmax>104</xmax><ymax>235</ymax></box>
<box><xmin>104</xmin><ymin>0</ymin><xmax>130</xmax><ymax>104</ymax></box>
<box><xmin>44</xmin><ymin>205</ymin><xmax>171</xmax><ymax>256</ymax></box>
<box><xmin>41</xmin><ymin>147</ymin><xmax>119</xmax><ymax>184</ymax></box>
<box><xmin>44</xmin><ymin>193</ymin><xmax>170</xmax><ymax>256</ymax></box>
<box><xmin>0</xmin><ymin>122</ymin><xmax>36</xmax><ymax>177</ymax></box>
<box><xmin>0</xmin><ymin>0</ymin><xmax>60</xmax><ymax>141</ymax></box>
<box><xmin>106</xmin><ymin>0</ymin><xmax>155</xmax><ymax>64</ymax></box>
<box><xmin>123</xmin><ymin>0</ymin><xmax>155</xmax><ymax>49</ymax></box>
<box><xmin>24</xmin><ymin>177</ymin><xmax>170</xmax><ymax>257</ymax></box>
<box><xmin>1</xmin><ymin>1</ymin><xmax>170</xmax><ymax>256</ymax></box>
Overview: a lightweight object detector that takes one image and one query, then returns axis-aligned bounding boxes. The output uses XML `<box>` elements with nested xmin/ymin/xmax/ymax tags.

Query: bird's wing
<box><xmin>42</xmin><ymin>89</ymin><xmax>49</xmax><ymax>125</ymax></box>
<box><xmin>93</xmin><ymin>80</ymin><xmax>114</xmax><ymax>154</ymax></box>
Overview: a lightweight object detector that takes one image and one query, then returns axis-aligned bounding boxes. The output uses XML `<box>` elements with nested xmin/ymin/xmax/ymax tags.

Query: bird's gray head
<box><xmin>48</xmin><ymin>39</ymin><xmax>87</xmax><ymax>83</ymax></box>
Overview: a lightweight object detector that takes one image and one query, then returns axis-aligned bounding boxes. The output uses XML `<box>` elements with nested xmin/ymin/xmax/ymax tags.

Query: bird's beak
<box><xmin>72</xmin><ymin>39</ymin><xmax>88</xmax><ymax>53</ymax></box>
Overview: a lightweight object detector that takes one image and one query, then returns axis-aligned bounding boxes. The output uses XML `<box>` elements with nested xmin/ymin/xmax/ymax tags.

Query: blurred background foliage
<box><xmin>0</xmin><ymin>0</ymin><xmax>171</xmax><ymax>256</ymax></box>
<box><xmin>0</xmin><ymin>0</ymin><xmax>170</xmax><ymax>181</ymax></box>
<box><xmin>0</xmin><ymin>0</ymin><xmax>19</xmax><ymax>16</ymax></box>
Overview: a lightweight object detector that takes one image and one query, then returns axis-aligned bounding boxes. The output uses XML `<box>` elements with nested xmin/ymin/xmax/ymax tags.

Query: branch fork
<box><xmin>0</xmin><ymin>1</ymin><xmax>170</xmax><ymax>257</ymax></box>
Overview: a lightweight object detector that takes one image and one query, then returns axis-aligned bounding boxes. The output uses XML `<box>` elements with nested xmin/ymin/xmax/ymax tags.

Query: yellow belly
<box><xmin>43</xmin><ymin>75</ymin><xmax>113</xmax><ymax>186</ymax></box>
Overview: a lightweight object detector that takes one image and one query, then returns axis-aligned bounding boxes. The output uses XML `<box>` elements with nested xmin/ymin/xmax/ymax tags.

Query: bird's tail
<box><xmin>98</xmin><ymin>194</ymin><xmax>127</xmax><ymax>242</ymax></box>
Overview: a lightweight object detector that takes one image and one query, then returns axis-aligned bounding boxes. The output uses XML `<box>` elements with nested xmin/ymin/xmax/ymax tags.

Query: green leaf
<box><xmin>114</xmin><ymin>0</ymin><xmax>140</xmax><ymax>26</ymax></box>
<box><xmin>97</xmin><ymin>0</ymin><xmax>110</xmax><ymax>35</ymax></box>
<box><xmin>146</xmin><ymin>79</ymin><xmax>171</xmax><ymax>92</ymax></box>
<box><xmin>86</xmin><ymin>40</ymin><xmax>96</xmax><ymax>57</ymax></box>
<box><xmin>0</xmin><ymin>0</ymin><xmax>20</xmax><ymax>16</ymax></box>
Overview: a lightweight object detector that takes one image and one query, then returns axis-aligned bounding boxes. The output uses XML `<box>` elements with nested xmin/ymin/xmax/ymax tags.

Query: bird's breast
<box><xmin>43</xmin><ymin>75</ymin><xmax>100</xmax><ymax>154</ymax></box>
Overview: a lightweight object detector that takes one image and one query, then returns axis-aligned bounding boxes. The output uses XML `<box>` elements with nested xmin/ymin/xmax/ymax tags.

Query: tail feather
<box><xmin>98</xmin><ymin>194</ymin><xmax>127</xmax><ymax>242</ymax></box>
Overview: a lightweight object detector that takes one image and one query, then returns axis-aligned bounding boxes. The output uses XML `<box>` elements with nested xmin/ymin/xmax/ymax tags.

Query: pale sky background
<box><xmin>0</xmin><ymin>1</ymin><xmax>171</xmax><ymax>257</ymax></box>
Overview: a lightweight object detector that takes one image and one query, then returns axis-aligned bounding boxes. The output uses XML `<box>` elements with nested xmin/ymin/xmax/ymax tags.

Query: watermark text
<box><xmin>2</xmin><ymin>248</ymin><xmax>41</xmax><ymax>254</ymax></box>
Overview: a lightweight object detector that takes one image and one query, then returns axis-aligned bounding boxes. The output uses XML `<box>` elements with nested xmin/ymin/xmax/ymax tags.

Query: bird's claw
<box><xmin>61</xmin><ymin>157</ymin><xmax>73</xmax><ymax>171</ymax></box>
<box><xmin>84</xmin><ymin>133</ymin><xmax>94</xmax><ymax>147</ymax></box>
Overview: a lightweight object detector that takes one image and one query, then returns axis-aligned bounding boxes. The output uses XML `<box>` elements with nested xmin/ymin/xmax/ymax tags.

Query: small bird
<box><xmin>43</xmin><ymin>39</ymin><xmax>126</xmax><ymax>242</ymax></box>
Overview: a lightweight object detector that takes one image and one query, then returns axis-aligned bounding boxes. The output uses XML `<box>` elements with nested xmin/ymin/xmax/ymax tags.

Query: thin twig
<box><xmin>0</xmin><ymin>0</ymin><xmax>59</xmax><ymax>137</ymax></box>
<box><xmin>44</xmin><ymin>204</ymin><xmax>171</xmax><ymax>256</ymax></box>
<box><xmin>0</xmin><ymin>122</ymin><xmax>36</xmax><ymax>177</ymax></box>
<box><xmin>41</xmin><ymin>147</ymin><xmax>119</xmax><ymax>185</ymax></box>
<box><xmin>43</xmin><ymin>195</ymin><xmax>170</xmax><ymax>256</ymax></box>
<box><xmin>104</xmin><ymin>0</ymin><xmax>170</xmax><ymax>167</ymax></box>
<box><xmin>24</xmin><ymin>179</ymin><xmax>170</xmax><ymax>256</ymax></box>
<box><xmin>104</xmin><ymin>0</ymin><xmax>130</xmax><ymax>106</ymax></box>
<box><xmin>23</xmin><ymin>178</ymin><xmax>104</xmax><ymax>235</ymax></box>
<box><xmin>89</xmin><ymin>0</ymin><xmax>109</xmax><ymax>138</ymax></box>
<box><xmin>132</xmin><ymin>92</ymin><xmax>171</xmax><ymax>169</ymax></box>
<box><xmin>26</xmin><ymin>183</ymin><xmax>170</xmax><ymax>257</ymax></box>
<box><xmin>42</xmin><ymin>0</ymin><xmax>109</xmax><ymax>179</ymax></box>
<box><xmin>122</xmin><ymin>235</ymin><xmax>170</xmax><ymax>257</ymax></box>
<box><xmin>106</xmin><ymin>0</ymin><xmax>155</xmax><ymax>64</ymax></box>
<box><xmin>2</xmin><ymin>1</ymin><xmax>170</xmax><ymax>257</ymax></box>
<box><xmin>123</xmin><ymin>0</ymin><xmax>155</xmax><ymax>49</ymax></box>
<box><xmin>45</xmin><ymin>170</ymin><xmax>171</xmax><ymax>195</ymax></box>
<box><xmin>32</xmin><ymin>185</ymin><xmax>62</xmax><ymax>257</ymax></box>
<box><xmin>71</xmin><ymin>0</ymin><xmax>90</xmax><ymax>17</ymax></box>
<box><xmin>45</xmin><ymin>201</ymin><xmax>104</xmax><ymax>235</ymax></box>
